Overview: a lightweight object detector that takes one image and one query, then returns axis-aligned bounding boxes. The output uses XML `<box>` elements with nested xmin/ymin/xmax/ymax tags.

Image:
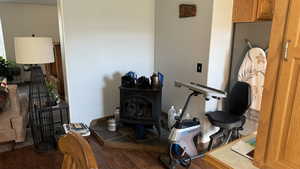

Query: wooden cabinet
<box><xmin>254</xmin><ymin>0</ymin><xmax>300</xmax><ymax>168</ymax></box>
<box><xmin>233</xmin><ymin>0</ymin><xmax>274</xmax><ymax>22</ymax></box>
<box><xmin>232</xmin><ymin>0</ymin><xmax>258</xmax><ymax>22</ymax></box>
<box><xmin>257</xmin><ymin>0</ymin><xmax>274</xmax><ymax>20</ymax></box>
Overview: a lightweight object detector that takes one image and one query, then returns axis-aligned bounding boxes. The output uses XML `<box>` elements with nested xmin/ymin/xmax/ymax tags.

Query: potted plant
<box><xmin>0</xmin><ymin>56</ymin><xmax>8</xmax><ymax>79</ymax></box>
<box><xmin>46</xmin><ymin>81</ymin><xmax>60</xmax><ymax>106</ymax></box>
<box><xmin>6</xmin><ymin>59</ymin><xmax>21</xmax><ymax>81</ymax></box>
<box><xmin>0</xmin><ymin>56</ymin><xmax>21</xmax><ymax>81</ymax></box>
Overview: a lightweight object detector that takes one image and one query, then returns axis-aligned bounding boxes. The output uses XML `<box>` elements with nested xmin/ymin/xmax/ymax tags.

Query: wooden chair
<box><xmin>59</xmin><ymin>132</ymin><xmax>98</xmax><ymax>169</ymax></box>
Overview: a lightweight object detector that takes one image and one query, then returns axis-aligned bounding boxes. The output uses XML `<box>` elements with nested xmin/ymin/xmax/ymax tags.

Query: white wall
<box><xmin>155</xmin><ymin>0</ymin><xmax>213</xmax><ymax>117</ymax></box>
<box><xmin>206</xmin><ymin>0</ymin><xmax>233</xmax><ymax>112</ymax></box>
<box><xmin>59</xmin><ymin>0</ymin><xmax>155</xmax><ymax>124</ymax></box>
<box><xmin>155</xmin><ymin>0</ymin><xmax>232</xmax><ymax>114</ymax></box>
<box><xmin>0</xmin><ymin>3</ymin><xmax>59</xmax><ymax>60</ymax></box>
<box><xmin>59</xmin><ymin>0</ymin><xmax>232</xmax><ymax>131</ymax></box>
<box><xmin>155</xmin><ymin>0</ymin><xmax>233</xmax><ymax>141</ymax></box>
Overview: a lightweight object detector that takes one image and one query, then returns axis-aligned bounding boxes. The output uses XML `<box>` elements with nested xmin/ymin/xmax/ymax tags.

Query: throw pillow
<box><xmin>0</xmin><ymin>78</ymin><xmax>8</xmax><ymax>112</ymax></box>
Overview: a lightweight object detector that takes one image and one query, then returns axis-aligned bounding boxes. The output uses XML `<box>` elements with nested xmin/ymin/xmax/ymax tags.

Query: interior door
<box><xmin>263</xmin><ymin>0</ymin><xmax>300</xmax><ymax>168</ymax></box>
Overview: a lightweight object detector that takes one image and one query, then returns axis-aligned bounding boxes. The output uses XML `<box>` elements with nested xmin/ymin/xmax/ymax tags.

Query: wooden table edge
<box><xmin>202</xmin><ymin>133</ymin><xmax>257</xmax><ymax>169</ymax></box>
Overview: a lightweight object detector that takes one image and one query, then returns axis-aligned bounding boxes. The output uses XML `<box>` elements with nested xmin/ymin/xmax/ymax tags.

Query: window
<box><xmin>0</xmin><ymin>18</ymin><xmax>6</xmax><ymax>58</ymax></box>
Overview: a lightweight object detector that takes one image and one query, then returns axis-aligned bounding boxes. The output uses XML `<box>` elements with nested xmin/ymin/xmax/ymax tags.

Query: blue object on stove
<box><xmin>126</xmin><ymin>71</ymin><xmax>137</xmax><ymax>80</ymax></box>
<box><xmin>158</xmin><ymin>72</ymin><xmax>164</xmax><ymax>86</ymax></box>
<box><xmin>122</xmin><ymin>71</ymin><xmax>137</xmax><ymax>88</ymax></box>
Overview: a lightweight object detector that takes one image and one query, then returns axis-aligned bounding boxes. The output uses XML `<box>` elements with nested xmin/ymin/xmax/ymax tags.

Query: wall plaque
<box><xmin>179</xmin><ymin>4</ymin><xmax>197</xmax><ymax>18</ymax></box>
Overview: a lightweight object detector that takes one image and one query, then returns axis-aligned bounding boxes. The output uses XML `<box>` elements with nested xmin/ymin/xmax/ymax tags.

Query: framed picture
<box><xmin>179</xmin><ymin>4</ymin><xmax>197</xmax><ymax>18</ymax></box>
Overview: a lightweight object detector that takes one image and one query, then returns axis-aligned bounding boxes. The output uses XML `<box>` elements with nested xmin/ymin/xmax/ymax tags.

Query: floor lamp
<box><xmin>15</xmin><ymin>37</ymin><xmax>55</xmax><ymax>151</ymax></box>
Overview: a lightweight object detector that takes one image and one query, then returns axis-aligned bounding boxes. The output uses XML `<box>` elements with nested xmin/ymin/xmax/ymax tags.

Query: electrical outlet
<box><xmin>197</xmin><ymin>63</ymin><xmax>202</xmax><ymax>73</ymax></box>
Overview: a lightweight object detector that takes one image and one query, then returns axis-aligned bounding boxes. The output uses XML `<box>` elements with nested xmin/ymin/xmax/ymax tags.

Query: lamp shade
<box><xmin>14</xmin><ymin>37</ymin><xmax>54</xmax><ymax>64</ymax></box>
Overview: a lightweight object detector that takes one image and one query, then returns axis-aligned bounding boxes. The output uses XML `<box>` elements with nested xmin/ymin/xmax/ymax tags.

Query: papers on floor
<box><xmin>231</xmin><ymin>137</ymin><xmax>256</xmax><ymax>160</ymax></box>
<box><xmin>63</xmin><ymin>123</ymin><xmax>90</xmax><ymax>136</ymax></box>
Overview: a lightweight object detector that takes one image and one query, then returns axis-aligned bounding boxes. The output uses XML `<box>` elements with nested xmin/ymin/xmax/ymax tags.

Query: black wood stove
<box><xmin>119</xmin><ymin>87</ymin><xmax>162</xmax><ymax>137</ymax></box>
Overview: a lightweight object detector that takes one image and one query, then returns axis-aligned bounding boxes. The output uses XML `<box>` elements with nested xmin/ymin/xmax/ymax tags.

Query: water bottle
<box><xmin>185</xmin><ymin>111</ymin><xmax>192</xmax><ymax>120</ymax></box>
<box><xmin>177</xmin><ymin>109</ymin><xmax>183</xmax><ymax>117</ymax></box>
<box><xmin>177</xmin><ymin>108</ymin><xmax>192</xmax><ymax>120</ymax></box>
<box><xmin>113</xmin><ymin>107</ymin><xmax>120</xmax><ymax>122</ymax></box>
<box><xmin>168</xmin><ymin>106</ymin><xmax>177</xmax><ymax>130</ymax></box>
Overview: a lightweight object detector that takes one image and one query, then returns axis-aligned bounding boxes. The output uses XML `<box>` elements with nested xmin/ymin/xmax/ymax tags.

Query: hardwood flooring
<box><xmin>0</xmin><ymin>137</ymin><xmax>212</xmax><ymax>169</ymax></box>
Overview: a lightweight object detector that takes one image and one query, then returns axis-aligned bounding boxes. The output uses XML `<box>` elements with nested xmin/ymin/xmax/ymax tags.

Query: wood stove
<box><xmin>119</xmin><ymin>87</ymin><xmax>162</xmax><ymax>136</ymax></box>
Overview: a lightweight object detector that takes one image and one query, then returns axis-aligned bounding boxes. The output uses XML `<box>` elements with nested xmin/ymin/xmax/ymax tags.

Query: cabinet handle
<box><xmin>283</xmin><ymin>40</ymin><xmax>291</xmax><ymax>61</ymax></box>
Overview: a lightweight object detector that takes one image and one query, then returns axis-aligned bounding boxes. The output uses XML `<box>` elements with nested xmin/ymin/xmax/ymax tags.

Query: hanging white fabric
<box><xmin>238</xmin><ymin>47</ymin><xmax>267</xmax><ymax>111</ymax></box>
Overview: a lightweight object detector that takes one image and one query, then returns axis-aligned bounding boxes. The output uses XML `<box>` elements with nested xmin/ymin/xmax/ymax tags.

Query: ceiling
<box><xmin>0</xmin><ymin>0</ymin><xmax>56</xmax><ymax>5</ymax></box>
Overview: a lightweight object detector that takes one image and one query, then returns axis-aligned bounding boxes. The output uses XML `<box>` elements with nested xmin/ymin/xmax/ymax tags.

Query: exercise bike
<box><xmin>160</xmin><ymin>81</ymin><xmax>227</xmax><ymax>169</ymax></box>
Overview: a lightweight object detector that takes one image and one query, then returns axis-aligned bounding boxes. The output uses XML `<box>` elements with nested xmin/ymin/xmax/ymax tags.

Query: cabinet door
<box><xmin>255</xmin><ymin>0</ymin><xmax>300</xmax><ymax>168</ymax></box>
<box><xmin>257</xmin><ymin>0</ymin><xmax>274</xmax><ymax>20</ymax></box>
<box><xmin>232</xmin><ymin>0</ymin><xmax>258</xmax><ymax>22</ymax></box>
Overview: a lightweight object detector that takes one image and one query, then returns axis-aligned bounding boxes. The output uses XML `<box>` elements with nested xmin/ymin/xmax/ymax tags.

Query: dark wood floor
<box><xmin>0</xmin><ymin>137</ymin><xmax>212</xmax><ymax>169</ymax></box>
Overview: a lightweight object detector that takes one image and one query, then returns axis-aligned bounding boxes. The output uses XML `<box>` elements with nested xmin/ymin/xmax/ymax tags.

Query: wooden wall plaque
<box><xmin>179</xmin><ymin>4</ymin><xmax>197</xmax><ymax>18</ymax></box>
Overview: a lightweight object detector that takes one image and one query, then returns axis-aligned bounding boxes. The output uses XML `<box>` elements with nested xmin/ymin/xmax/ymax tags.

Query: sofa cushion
<box><xmin>3</xmin><ymin>85</ymin><xmax>20</xmax><ymax>115</ymax></box>
<box><xmin>0</xmin><ymin>86</ymin><xmax>19</xmax><ymax>130</ymax></box>
<box><xmin>0</xmin><ymin>84</ymin><xmax>27</xmax><ymax>143</ymax></box>
<box><xmin>0</xmin><ymin>118</ymin><xmax>12</xmax><ymax>130</ymax></box>
<box><xmin>11</xmin><ymin>116</ymin><xmax>27</xmax><ymax>142</ymax></box>
<box><xmin>0</xmin><ymin>129</ymin><xmax>16</xmax><ymax>143</ymax></box>
<box><xmin>0</xmin><ymin>78</ymin><xmax>8</xmax><ymax>92</ymax></box>
<box><xmin>0</xmin><ymin>91</ymin><xmax>8</xmax><ymax>112</ymax></box>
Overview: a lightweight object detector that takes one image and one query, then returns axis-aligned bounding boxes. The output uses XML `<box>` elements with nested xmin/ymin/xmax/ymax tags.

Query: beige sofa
<box><xmin>0</xmin><ymin>85</ymin><xmax>28</xmax><ymax>143</ymax></box>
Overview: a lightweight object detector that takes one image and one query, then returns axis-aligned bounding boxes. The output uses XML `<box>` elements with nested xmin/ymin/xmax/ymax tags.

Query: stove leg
<box><xmin>154</xmin><ymin>120</ymin><xmax>161</xmax><ymax>137</ymax></box>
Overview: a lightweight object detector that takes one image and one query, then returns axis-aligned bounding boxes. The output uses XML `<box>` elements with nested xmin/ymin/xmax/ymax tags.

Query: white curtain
<box><xmin>0</xmin><ymin>18</ymin><xmax>6</xmax><ymax>58</ymax></box>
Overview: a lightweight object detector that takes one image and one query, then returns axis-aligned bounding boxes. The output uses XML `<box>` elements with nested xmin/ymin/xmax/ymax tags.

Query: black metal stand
<box><xmin>29</xmin><ymin>66</ymin><xmax>69</xmax><ymax>152</ymax></box>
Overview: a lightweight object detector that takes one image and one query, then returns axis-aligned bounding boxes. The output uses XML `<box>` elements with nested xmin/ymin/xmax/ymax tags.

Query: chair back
<box><xmin>59</xmin><ymin>132</ymin><xmax>98</xmax><ymax>169</ymax></box>
<box><xmin>228</xmin><ymin>81</ymin><xmax>252</xmax><ymax>117</ymax></box>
